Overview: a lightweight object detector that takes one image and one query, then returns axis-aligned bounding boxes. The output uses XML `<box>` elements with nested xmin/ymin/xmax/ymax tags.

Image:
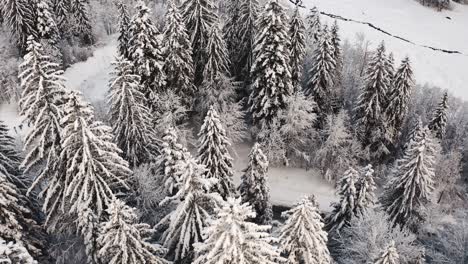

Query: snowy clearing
<box><xmin>302</xmin><ymin>0</ymin><xmax>468</xmax><ymax>100</ymax></box>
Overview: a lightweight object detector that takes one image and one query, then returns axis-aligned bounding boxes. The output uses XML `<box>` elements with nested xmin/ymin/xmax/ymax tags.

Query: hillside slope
<box><xmin>302</xmin><ymin>0</ymin><xmax>468</xmax><ymax>100</ymax></box>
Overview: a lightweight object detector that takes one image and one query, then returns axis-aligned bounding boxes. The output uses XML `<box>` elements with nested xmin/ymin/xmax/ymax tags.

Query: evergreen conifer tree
<box><xmin>197</xmin><ymin>106</ymin><xmax>235</xmax><ymax>199</ymax></box>
<box><xmin>128</xmin><ymin>0</ymin><xmax>166</xmax><ymax>106</ymax></box>
<box><xmin>355</xmin><ymin>42</ymin><xmax>392</xmax><ymax>159</ymax></box>
<box><xmin>70</xmin><ymin>0</ymin><xmax>93</xmax><ymax>44</ymax></box>
<box><xmin>249</xmin><ymin>0</ymin><xmax>293</xmax><ymax>129</ymax></box>
<box><xmin>325</xmin><ymin>167</ymin><xmax>359</xmax><ymax>233</ymax></box>
<box><xmin>355</xmin><ymin>164</ymin><xmax>377</xmax><ymax>216</ymax></box>
<box><xmin>97</xmin><ymin>199</ymin><xmax>170</xmax><ymax>264</ymax></box>
<box><xmin>0</xmin><ymin>238</ymin><xmax>36</xmax><ymax>264</ymax></box>
<box><xmin>61</xmin><ymin>91</ymin><xmax>131</xmax><ymax>263</ymax></box>
<box><xmin>181</xmin><ymin>0</ymin><xmax>217</xmax><ymax>85</ymax></box>
<box><xmin>239</xmin><ymin>143</ymin><xmax>273</xmax><ymax>225</ymax></box>
<box><xmin>163</xmin><ymin>0</ymin><xmax>195</xmax><ymax>107</ymax></box>
<box><xmin>288</xmin><ymin>6</ymin><xmax>306</xmax><ymax>90</ymax></box>
<box><xmin>305</xmin><ymin>25</ymin><xmax>337</xmax><ymax>120</ymax></box>
<box><xmin>18</xmin><ymin>37</ymin><xmax>68</xmax><ymax>228</ymax></box>
<box><xmin>374</xmin><ymin>241</ymin><xmax>400</xmax><ymax>264</ymax></box>
<box><xmin>386</xmin><ymin>57</ymin><xmax>414</xmax><ymax>139</ymax></box>
<box><xmin>381</xmin><ymin>126</ymin><xmax>437</xmax><ymax>227</ymax></box>
<box><xmin>305</xmin><ymin>6</ymin><xmax>321</xmax><ymax>43</ymax></box>
<box><xmin>278</xmin><ymin>196</ymin><xmax>333</xmax><ymax>264</ymax></box>
<box><xmin>0</xmin><ymin>0</ymin><xmax>38</xmax><ymax>52</ymax></box>
<box><xmin>108</xmin><ymin>57</ymin><xmax>159</xmax><ymax>167</ymax></box>
<box><xmin>428</xmin><ymin>92</ymin><xmax>449</xmax><ymax>140</ymax></box>
<box><xmin>156</xmin><ymin>127</ymin><xmax>188</xmax><ymax>197</ymax></box>
<box><xmin>117</xmin><ymin>2</ymin><xmax>131</xmax><ymax>60</ymax></box>
<box><xmin>36</xmin><ymin>0</ymin><xmax>59</xmax><ymax>43</ymax></box>
<box><xmin>235</xmin><ymin>0</ymin><xmax>259</xmax><ymax>81</ymax></box>
<box><xmin>223</xmin><ymin>0</ymin><xmax>241</xmax><ymax>73</ymax></box>
<box><xmin>330</xmin><ymin>20</ymin><xmax>343</xmax><ymax>109</ymax></box>
<box><xmin>193</xmin><ymin>198</ymin><xmax>282</xmax><ymax>264</ymax></box>
<box><xmin>53</xmin><ymin>0</ymin><xmax>71</xmax><ymax>36</ymax></box>
<box><xmin>0</xmin><ymin>121</ymin><xmax>24</xmax><ymax>188</ymax></box>
<box><xmin>158</xmin><ymin>155</ymin><xmax>222</xmax><ymax>262</ymax></box>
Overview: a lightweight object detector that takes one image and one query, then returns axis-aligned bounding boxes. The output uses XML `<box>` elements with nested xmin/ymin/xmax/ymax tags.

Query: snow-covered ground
<box><xmin>301</xmin><ymin>0</ymin><xmax>468</xmax><ymax>100</ymax></box>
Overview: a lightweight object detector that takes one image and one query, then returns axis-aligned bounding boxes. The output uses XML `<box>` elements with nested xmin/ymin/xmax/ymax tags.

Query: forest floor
<box><xmin>302</xmin><ymin>0</ymin><xmax>468</xmax><ymax>100</ymax></box>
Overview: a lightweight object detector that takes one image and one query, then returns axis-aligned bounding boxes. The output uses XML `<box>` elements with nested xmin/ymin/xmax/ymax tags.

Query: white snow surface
<box><xmin>301</xmin><ymin>0</ymin><xmax>468</xmax><ymax>100</ymax></box>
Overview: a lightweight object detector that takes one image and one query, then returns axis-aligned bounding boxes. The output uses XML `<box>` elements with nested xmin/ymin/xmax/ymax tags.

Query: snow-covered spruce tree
<box><xmin>163</xmin><ymin>0</ymin><xmax>195</xmax><ymax>108</ymax></box>
<box><xmin>381</xmin><ymin>126</ymin><xmax>437</xmax><ymax>228</ymax></box>
<box><xmin>117</xmin><ymin>2</ymin><xmax>131</xmax><ymax>60</ymax></box>
<box><xmin>428</xmin><ymin>91</ymin><xmax>449</xmax><ymax>140</ymax></box>
<box><xmin>385</xmin><ymin>57</ymin><xmax>414</xmax><ymax>140</ymax></box>
<box><xmin>97</xmin><ymin>199</ymin><xmax>170</xmax><ymax>264</ymax></box>
<box><xmin>330</xmin><ymin>20</ymin><xmax>343</xmax><ymax>109</ymax></box>
<box><xmin>249</xmin><ymin>0</ymin><xmax>293</xmax><ymax>129</ymax></box>
<box><xmin>278</xmin><ymin>196</ymin><xmax>333</xmax><ymax>264</ymax></box>
<box><xmin>325</xmin><ymin>167</ymin><xmax>359</xmax><ymax>233</ymax></box>
<box><xmin>181</xmin><ymin>0</ymin><xmax>217</xmax><ymax>85</ymax></box>
<box><xmin>0</xmin><ymin>171</ymin><xmax>48</xmax><ymax>261</ymax></box>
<box><xmin>0</xmin><ymin>121</ymin><xmax>24</xmax><ymax>188</ymax></box>
<box><xmin>239</xmin><ymin>143</ymin><xmax>273</xmax><ymax>225</ymax></box>
<box><xmin>197</xmin><ymin>106</ymin><xmax>235</xmax><ymax>199</ymax></box>
<box><xmin>108</xmin><ymin>57</ymin><xmax>159</xmax><ymax>167</ymax></box>
<box><xmin>61</xmin><ymin>91</ymin><xmax>131</xmax><ymax>263</ymax></box>
<box><xmin>355</xmin><ymin>41</ymin><xmax>392</xmax><ymax>159</ymax></box>
<box><xmin>156</xmin><ymin>127</ymin><xmax>188</xmax><ymax>197</ymax></box>
<box><xmin>288</xmin><ymin>5</ymin><xmax>306</xmax><ymax>90</ymax></box>
<box><xmin>18</xmin><ymin>37</ymin><xmax>69</xmax><ymax>226</ymax></box>
<box><xmin>0</xmin><ymin>238</ymin><xmax>36</xmax><ymax>264</ymax></box>
<box><xmin>374</xmin><ymin>241</ymin><xmax>400</xmax><ymax>264</ymax></box>
<box><xmin>128</xmin><ymin>0</ymin><xmax>166</xmax><ymax>106</ymax></box>
<box><xmin>70</xmin><ymin>0</ymin><xmax>93</xmax><ymax>44</ymax></box>
<box><xmin>193</xmin><ymin>198</ymin><xmax>283</xmax><ymax>264</ymax></box>
<box><xmin>52</xmin><ymin>0</ymin><xmax>71</xmax><ymax>36</ymax></box>
<box><xmin>158</xmin><ymin>155</ymin><xmax>222</xmax><ymax>262</ymax></box>
<box><xmin>355</xmin><ymin>164</ymin><xmax>377</xmax><ymax>216</ymax></box>
<box><xmin>36</xmin><ymin>0</ymin><xmax>59</xmax><ymax>44</ymax></box>
<box><xmin>305</xmin><ymin>6</ymin><xmax>321</xmax><ymax>43</ymax></box>
<box><xmin>315</xmin><ymin>111</ymin><xmax>361</xmax><ymax>183</ymax></box>
<box><xmin>0</xmin><ymin>0</ymin><xmax>38</xmax><ymax>52</ymax></box>
<box><xmin>223</xmin><ymin>0</ymin><xmax>241</xmax><ymax>73</ymax></box>
<box><xmin>305</xmin><ymin>25</ymin><xmax>337</xmax><ymax>120</ymax></box>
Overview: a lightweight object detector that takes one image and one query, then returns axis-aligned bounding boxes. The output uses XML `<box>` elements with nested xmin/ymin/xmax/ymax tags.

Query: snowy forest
<box><xmin>0</xmin><ymin>0</ymin><xmax>467</xmax><ymax>263</ymax></box>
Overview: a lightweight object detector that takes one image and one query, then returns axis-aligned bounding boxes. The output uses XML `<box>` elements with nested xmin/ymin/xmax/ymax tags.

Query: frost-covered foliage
<box><xmin>434</xmin><ymin>150</ymin><xmax>465</xmax><ymax>205</ymax></box>
<box><xmin>97</xmin><ymin>199</ymin><xmax>170</xmax><ymax>264</ymax></box>
<box><xmin>355</xmin><ymin>164</ymin><xmax>377</xmax><ymax>216</ymax></box>
<box><xmin>326</xmin><ymin>167</ymin><xmax>358</xmax><ymax>233</ymax></box>
<box><xmin>193</xmin><ymin>198</ymin><xmax>283</xmax><ymax>264</ymax></box>
<box><xmin>158</xmin><ymin>155</ymin><xmax>222</xmax><ymax>262</ymax></box>
<box><xmin>288</xmin><ymin>6</ymin><xmax>306</xmax><ymax>90</ymax></box>
<box><xmin>278</xmin><ymin>196</ymin><xmax>332</xmax><ymax>264</ymax></box>
<box><xmin>249</xmin><ymin>0</ymin><xmax>292</xmax><ymax>129</ymax></box>
<box><xmin>335</xmin><ymin>210</ymin><xmax>424</xmax><ymax>264</ymax></box>
<box><xmin>355</xmin><ymin>41</ymin><xmax>393</xmax><ymax>159</ymax></box>
<box><xmin>419</xmin><ymin>207</ymin><xmax>468</xmax><ymax>263</ymax></box>
<box><xmin>386</xmin><ymin>57</ymin><xmax>414</xmax><ymax>139</ymax></box>
<box><xmin>374</xmin><ymin>241</ymin><xmax>400</xmax><ymax>264</ymax></box>
<box><xmin>36</xmin><ymin>0</ymin><xmax>59</xmax><ymax>44</ymax></box>
<box><xmin>315</xmin><ymin>111</ymin><xmax>361</xmax><ymax>182</ymax></box>
<box><xmin>0</xmin><ymin>171</ymin><xmax>46</xmax><ymax>261</ymax></box>
<box><xmin>223</xmin><ymin>0</ymin><xmax>258</xmax><ymax>81</ymax></box>
<box><xmin>152</xmin><ymin>90</ymin><xmax>189</xmax><ymax>139</ymax></box>
<box><xmin>198</xmin><ymin>107</ymin><xmax>235</xmax><ymax>199</ymax></box>
<box><xmin>381</xmin><ymin>126</ymin><xmax>437</xmax><ymax>228</ymax></box>
<box><xmin>306</xmin><ymin>25</ymin><xmax>337</xmax><ymax>119</ymax></box>
<box><xmin>108</xmin><ymin>57</ymin><xmax>159</xmax><ymax>167</ymax></box>
<box><xmin>0</xmin><ymin>121</ymin><xmax>24</xmax><ymax>188</ymax></box>
<box><xmin>428</xmin><ymin>91</ymin><xmax>448</xmax><ymax>140</ymax></box>
<box><xmin>156</xmin><ymin>127</ymin><xmax>189</xmax><ymax>197</ymax></box>
<box><xmin>181</xmin><ymin>0</ymin><xmax>217</xmax><ymax>84</ymax></box>
<box><xmin>0</xmin><ymin>238</ymin><xmax>37</xmax><ymax>264</ymax></box>
<box><xmin>239</xmin><ymin>143</ymin><xmax>273</xmax><ymax>225</ymax></box>
<box><xmin>117</xmin><ymin>2</ymin><xmax>131</xmax><ymax>59</ymax></box>
<box><xmin>61</xmin><ymin>91</ymin><xmax>131</xmax><ymax>262</ymax></box>
<box><xmin>70</xmin><ymin>0</ymin><xmax>93</xmax><ymax>44</ymax></box>
<box><xmin>305</xmin><ymin>6</ymin><xmax>321</xmax><ymax>44</ymax></box>
<box><xmin>0</xmin><ymin>0</ymin><xmax>38</xmax><ymax>51</ymax></box>
<box><xmin>163</xmin><ymin>0</ymin><xmax>195</xmax><ymax>108</ymax></box>
<box><xmin>128</xmin><ymin>1</ymin><xmax>165</xmax><ymax>103</ymax></box>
